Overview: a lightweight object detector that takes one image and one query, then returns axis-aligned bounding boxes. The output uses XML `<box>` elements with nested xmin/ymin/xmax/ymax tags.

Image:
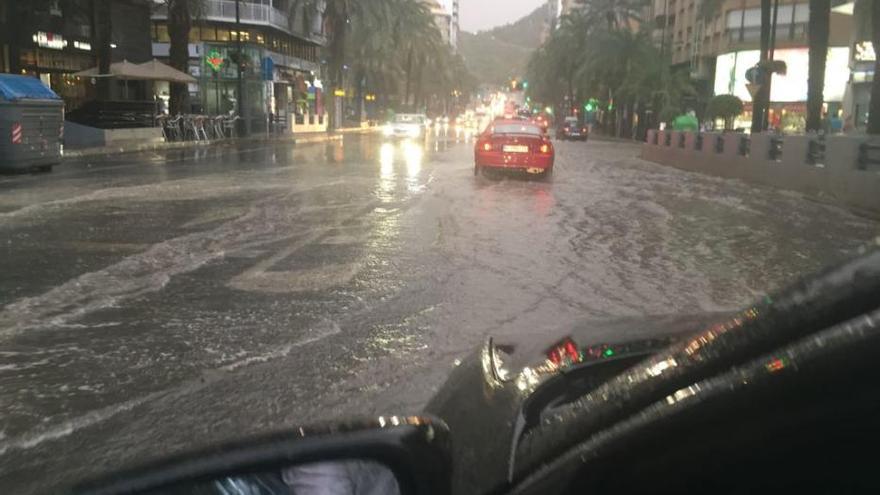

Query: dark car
<box><xmin>73</xmin><ymin>248</ymin><xmax>880</xmax><ymax>495</ymax></box>
<box><xmin>557</xmin><ymin>116</ymin><xmax>588</xmax><ymax>141</ymax></box>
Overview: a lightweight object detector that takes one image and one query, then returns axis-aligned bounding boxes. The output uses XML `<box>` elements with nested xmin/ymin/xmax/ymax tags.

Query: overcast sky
<box><xmin>445</xmin><ymin>0</ymin><xmax>546</xmax><ymax>33</ymax></box>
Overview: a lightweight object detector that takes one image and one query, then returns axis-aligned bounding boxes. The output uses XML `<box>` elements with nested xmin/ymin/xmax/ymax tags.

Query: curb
<box><xmin>61</xmin><ymin>127</ymin><xmax>377</xmax><ymax>159</ymax></box>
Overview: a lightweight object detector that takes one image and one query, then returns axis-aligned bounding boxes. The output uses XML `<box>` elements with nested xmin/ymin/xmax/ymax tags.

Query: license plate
<box><xmin>503</xmin><ymin>145</ymin><xmax>529</xmax><ymax>153</ymax></box>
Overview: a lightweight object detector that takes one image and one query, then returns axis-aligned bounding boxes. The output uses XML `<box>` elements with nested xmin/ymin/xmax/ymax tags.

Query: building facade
<box><xmin>150</xmin><ymin>0</ymin><xmax>326</xmax><ymax>129</ymax></box>
<box><xmin>423</xmin><ymin>0</ymin><xmax>455</xmax><ymax>48</ymax></box>
<box><xmin>450</xmin><ymin>0</ymin><xmax>460</xmax><ymax>51</ymax></box>
<box><xmin>0</xmin><ymin>0</ymin><xmax>152</xmax><ymax>111</ymax></box>
<box><xmin>650</xmin><ymin>0</ymin><xmax>854</xmax><ymax>130</ymax></box>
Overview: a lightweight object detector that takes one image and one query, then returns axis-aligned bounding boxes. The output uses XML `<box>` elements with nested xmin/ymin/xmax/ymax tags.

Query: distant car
<box><xmin>474</xmin><ymin>119</ymin><xmax>554</xmax><ymax>177</ymax></box>
<box><xmin>383</xmin><ymin>113</ymin><xmax>428</xmax><ymax>139</ymax></box>
<box><xmin>558</xmin><ymin>116</ymin><xmax>588</xmax><ymax>141</ymax></box>
<box><xmin>533</xmin><ymin>114</ymin><xmax>551</xmax><ymax>134</ymax></box>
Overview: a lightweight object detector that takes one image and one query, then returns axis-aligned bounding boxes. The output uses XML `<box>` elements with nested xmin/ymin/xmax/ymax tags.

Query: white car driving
<box><xmin>383</xmin><ymin>113</ymin><xmax>428</xmax><ymax>139</ymax></box>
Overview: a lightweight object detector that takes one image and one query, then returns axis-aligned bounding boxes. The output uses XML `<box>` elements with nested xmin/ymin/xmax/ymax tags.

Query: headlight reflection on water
<box><xmin>380</xmin><ymin>142</ymin><xmax>395</xmax><ymax>177</ymax></box>
<box><xmin>402</xmin><ymin>140</ymin><xmax>423</xmax><ymax>178</ymax></box>
<box><xmin>376</xmin><ymin>142</ymin><xmax>396</xmax><ymax>203</ymax></box>
<box><xmin>376</xmin><ymin>140</ymin><xmax>425</xmax><ymax>198</ymax></box>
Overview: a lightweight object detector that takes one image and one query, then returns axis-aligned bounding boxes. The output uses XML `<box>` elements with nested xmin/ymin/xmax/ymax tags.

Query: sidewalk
<box><xmin>62</xmin><ymin>126</ymin><xmax>378</xmax><ymax>159</ymax></box>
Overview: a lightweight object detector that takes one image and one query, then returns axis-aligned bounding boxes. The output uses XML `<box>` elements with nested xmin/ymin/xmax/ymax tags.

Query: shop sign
<box><xmin>33</xmin><ymin>31</ymin><xmax>66</xmax><ymax>50</ymax></box>
<box><xmin>855</xmin><ymin>41</ymin><xmax>875</xmax><ymax>62</ymax></box>
<box><xmin>334</xmin><ymin>88</ymin><xmax>346</xmax><ymax>97</ymax></box>
<box><xmin>206</xmin><ymin>49</ymin><xmax>225</xmax><ymax>72</ymax></box>
<box><xmin>261</xmin><ymin>57</ymin><xmax>274</xmax><ymax>81</ymax></box>
<box><xmin>73</xmin><ymin>41</ymin><xmax>91</xmax><ymax>51</ymax></box>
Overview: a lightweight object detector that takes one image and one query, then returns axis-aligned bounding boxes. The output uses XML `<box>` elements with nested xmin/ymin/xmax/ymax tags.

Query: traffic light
<box><xmin>584</xmin><ymin>98</ymin><xmax>598</xmax><ymax>113</ymax></box>
<box><xmin>522</xmin><ymin>81</ymin><xmax>529</xmax><ymax>89</ymax></box>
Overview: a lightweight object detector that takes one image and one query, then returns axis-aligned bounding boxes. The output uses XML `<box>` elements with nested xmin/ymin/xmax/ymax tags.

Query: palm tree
<box><xmin>575</xmin><ymin>0</ymin><xmax>650</xmax><ymax>31</ymax></box>
<box><xmin>806</xmin><ymin>0</ymin><xmax>830</xmax><ymax>132</ymax></box>
<box><xmin>93</xmin><ymin>0</ymin><xmax>113</xmax><ymax>99</ymax></box>
<box><xmin>164</xmin><ymin>0</ymin><xmax>202</xmax><ymax>115</ymax></box>
<box><xmin>868</xmin><ymin>0</ymin><xmax>880</xmax><ymax>134</ymax></box>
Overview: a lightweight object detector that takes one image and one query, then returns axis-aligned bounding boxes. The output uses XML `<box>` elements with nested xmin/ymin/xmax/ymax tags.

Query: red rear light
<box><xmin>482</xmin><ymin>142</ymin><xmax>492</xmax><ymax>152</ymax></box>
<box><xmin>539</xmin><ymin>144</ymin><xmax>550</xmax><ymax>153</ymax></box>
<box><xmin>564</xmin><ymin>340</ymin><xmax>579</xmax><ymax>361</ymax></box>
<box><xmin>547</xmin><ymin>338</ymin><xmax>582</xmax><ymax>366</ymax></box>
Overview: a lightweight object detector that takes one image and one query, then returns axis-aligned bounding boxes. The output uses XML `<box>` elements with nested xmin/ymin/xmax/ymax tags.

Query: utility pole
<box><xmin>751</xmin><ymin>0</ymin><xmax>771</xmax><ymax>133</ymax></box>
<box><xmin>235</xmin><ymin>0</ymin><xmax>249</xmax><ymax>136</ymax></box>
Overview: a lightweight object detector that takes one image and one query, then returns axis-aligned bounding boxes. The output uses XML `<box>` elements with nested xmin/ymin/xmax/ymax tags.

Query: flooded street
<box><xmin>1</xmin><ymin>132</ymin><xmax>877</xmax><ymax>493</ymax></box>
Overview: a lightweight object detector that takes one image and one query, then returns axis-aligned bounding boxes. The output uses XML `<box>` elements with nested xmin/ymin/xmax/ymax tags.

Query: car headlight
<box><xmin>408</xmin><ymin>127</ymin><xmax>421</xmax><ymax>137</ymax></box>
<box><xmin>383</xmin><ymin>126</ymin><xmax>394</xmax><ymax>137</ymax></box>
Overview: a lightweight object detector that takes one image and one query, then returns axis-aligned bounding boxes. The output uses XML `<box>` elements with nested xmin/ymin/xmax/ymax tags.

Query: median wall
<box><xmin>642</xmin><ymin>130</ymin><xmax>880</xmax><ymax>215</ymax></box>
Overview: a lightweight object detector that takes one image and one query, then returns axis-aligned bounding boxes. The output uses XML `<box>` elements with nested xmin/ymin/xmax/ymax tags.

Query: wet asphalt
<box><xmin>0</xmin><ymin>130</ymin><xmax>878</xmax><ymax>493</ymax></box>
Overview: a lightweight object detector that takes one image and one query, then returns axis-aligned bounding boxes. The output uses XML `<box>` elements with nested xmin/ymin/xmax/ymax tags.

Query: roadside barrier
<box><xmin>642</xmin><ymin>129</ymin><xmax>880</xmax><ymax>214</ymax></box>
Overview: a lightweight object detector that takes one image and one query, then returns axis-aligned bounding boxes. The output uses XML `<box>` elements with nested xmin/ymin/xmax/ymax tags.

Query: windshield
<box><xmin>492</xmin><ymin>124</ymin><xmax>542</xmax><ymax>135</ymax></box>
<box><xmin>393</xmin><ymin>115</ymin><xmax>425</xmax><ymax>124</ymax></box>
<box><xmin>2</xmin><ymin>1</ymin><xmax>879</xmax><ymax>494</ymax></box>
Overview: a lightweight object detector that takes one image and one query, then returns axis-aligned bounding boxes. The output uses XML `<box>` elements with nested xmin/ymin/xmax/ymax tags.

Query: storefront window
<box><xmin>201</xmin><ymin>26</ymin><xmax>217</xmax><ymax>41</ymax></box>
<box><xmin>217</xmin><ymin>29</ymin><xmax>231</xmax><ymax>42</ymax></box>
<box><xmin>156</xmin><ymin>23</ymin><xmax>170</xmax><ymax>43</ymax></box>
<box><xmin>189</xmin><ymin>26</ymin><xmax>200</xmax><ymax>42</ymax></box>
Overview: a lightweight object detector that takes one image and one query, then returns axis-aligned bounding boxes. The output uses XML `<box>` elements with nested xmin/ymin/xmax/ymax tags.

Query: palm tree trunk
<box><xmin>868</xmin><ymin>0</ymin><xmax>880</xmax><ymax>134</ymax></box>
<box><xmin>93</xmin><ymin>0</ymin><xmax>113</xmax><ymax>100</ymax></box>
<box><xmin>326</xmin><ymin>1</ymin><xmax>349</xmax><ymax>130</ymax></box>
<box><xmin>751</xmin><ymin>0</ymin><xmax>771</xmax><ymax>133</ymax></box>
<box><xmin>404</xmin><ymin>47</ymin><xmax>414</xmax><ymax>110</ymax></box>
<box><xmin>806</xmin><ymin>0</ymin><xmax>830</xmax><ymax>132</ymax></box>
<box><xmin>167</xmin><ymin>0</ymin><xmax>192</xmax><ymax>115</ymax></box>
<box><xmin>413</xmin><ymin>59</ymin><xmax>425</xmax><ymax>111</ymax></box>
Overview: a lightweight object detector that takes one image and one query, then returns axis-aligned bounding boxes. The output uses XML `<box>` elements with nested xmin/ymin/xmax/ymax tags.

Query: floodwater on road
<box><xmin>1</xmin><ymin>130</ymin><xmax>877</xmax><ymax>493</ymax></box>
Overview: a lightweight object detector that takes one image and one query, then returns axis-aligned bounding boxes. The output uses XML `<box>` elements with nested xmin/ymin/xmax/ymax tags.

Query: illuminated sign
<box><xmin>714</xmin><ymin>47</ymin><xmax>850</xmax><ymax>103</ymax></box>
<box><xmin>206</xmin><ymin>49</ymin><xmax>225</xmax><ymax>72</ymax></box>
<box><xmin>32</xmin><ymin>31</ymin><xmax>67</xmax><ymax>50</ymax></box>
<box><xmin>333</xmin><ymin>88</ymin><xmax>346</xmax><ymax>97</ymax></box>
<box><xmin>855</xmin><ymin>41</ymin><xmax>875</xmax><ymax>62</ymax></box>
<box><xmin>73</xmin><ymin>41</ymin><xmax>91</xmax><ymax>51</ymax></box>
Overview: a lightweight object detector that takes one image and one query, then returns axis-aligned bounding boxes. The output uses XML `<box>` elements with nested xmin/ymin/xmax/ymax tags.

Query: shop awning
<box><xmin>136</xmin><ymin>60</ymin><xmax>197</xmax><ymax>84</ymax></box>
<box><xmin>73</xmin><ymin>60</ymin><xmax>155</xmax><ymax>80</ymax></box>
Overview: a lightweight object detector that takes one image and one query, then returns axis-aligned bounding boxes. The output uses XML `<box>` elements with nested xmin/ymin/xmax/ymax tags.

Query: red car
<box><xmin>474</xmin><ymin>120</ymin><xmax>554</xmax><ymax>177</ymax></box>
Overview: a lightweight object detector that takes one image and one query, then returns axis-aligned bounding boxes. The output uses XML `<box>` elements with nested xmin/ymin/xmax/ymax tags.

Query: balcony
<box><xmin>153</xmin><ymin>0</ymin><xmax>326</xmax><ymax>45</ymax></box>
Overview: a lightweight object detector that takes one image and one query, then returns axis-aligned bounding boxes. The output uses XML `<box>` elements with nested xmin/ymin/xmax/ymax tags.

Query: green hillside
<box><xmin>459</xmin><ymin>5</ymin><xmax>547</xmax><ymax>86</ymax></box>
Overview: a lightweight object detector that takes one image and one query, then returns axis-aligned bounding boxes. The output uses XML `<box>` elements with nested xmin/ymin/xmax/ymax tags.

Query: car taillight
<box><xmin>582</xmin><ymin>128</ymin><xmax>588</xmax><ymax>133</ymax></box>
<box><xmin>482</xmin><ymin>142</ymin><xmax>492</xmax><ymax>151</ymax></box>
<box><xmin>547</xmin><ymin>338</ymin><xmax>582</xmax><ymax>366</ymax></box>
<box><xmin>539</xmin><ymin>143</ymin><xmax>551</xmax><ymax>153</ymax></box>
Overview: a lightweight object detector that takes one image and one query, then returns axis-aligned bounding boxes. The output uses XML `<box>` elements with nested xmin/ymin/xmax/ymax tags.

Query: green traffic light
<box><xmin>603</xmin><ymin>348</ymin><xmax>615</xmax><ymax>357</ymax></box>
